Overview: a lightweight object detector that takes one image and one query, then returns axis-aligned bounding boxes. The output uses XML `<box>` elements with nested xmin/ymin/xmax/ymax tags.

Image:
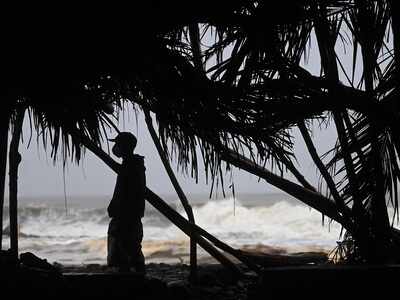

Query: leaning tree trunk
<box><xmin>144</xmin><ymin>110</ymin><xmax>198</xmax><ymax>282</ymax></box>
<box><xmin>144</xmin><ymin>189</ymin><xmax>242</xmax><ymax>278</ymax></box>
<box><xmin>219</xmin><ymin>146</ymin><xmax>353</xmax><ymax>230</ymax></box>
<box><xmin>71</xmin><ymin>129</ymin><xmax>248</xmax><ymax>278</ymax></box>
<box><xmin>0</xmin><ymin>107</ymin><xmax>10</xmax><ymax>250</ymax></box>
<box><xmin>8</xmin><ymin>107</ymin><xmax>25</xmax><ymax>259</ymax></box>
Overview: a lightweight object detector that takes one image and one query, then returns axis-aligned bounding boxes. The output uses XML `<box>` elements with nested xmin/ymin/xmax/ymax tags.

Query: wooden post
<box><xmin>72</xmin><ymin>129</ymin><xmax>243</xmax><ymax>278</ymax></box>
<box><xmin>145</xmin><ymin>189</ymin><xmax>242</xmax><ymax>279</ymax></box>
<box><xmin>8</xmin><ymin>107</ymin><xmax>24</xmax><ymax>259</ymax></box>
<box><xmin>0</xmin><ymin>109</ymin><xmax>10</xmax><ymax>250</ymax></box>
<box><xmin>144</xmin><ymin>110</ymin><xmax>198</xmax><ymax>282</ymax></box>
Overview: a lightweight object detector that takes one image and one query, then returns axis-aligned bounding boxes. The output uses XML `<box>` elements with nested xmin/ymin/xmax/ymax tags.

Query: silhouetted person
<box><xmin>107</xmin><ymin>132</ymin><xmax>146</xmax><ymax>273</ymax></box>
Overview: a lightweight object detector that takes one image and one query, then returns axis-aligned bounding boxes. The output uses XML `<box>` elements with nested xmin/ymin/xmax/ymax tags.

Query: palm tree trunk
<box><xmin>0</xmin><ymin>109</ymin><xmax>10</xmax><ymax>250</ymax></box>
<box><xmin>9</xmin><ymin>107</ymin><xmax>25</xmax><ymax>259</ymax></box>
<box><xmin>219</xmin><ymin>146</ymin><xmax>353</xmax><ymax>231</ymax></box>
<box><xmin>361</xmin><ymin>27</ymin><xmax>391</xmax><ymax>259</ymax></box>
<box><xmin>312</xmin><ymin>4</ymin><xmax>374</xmax><ymax>259</ymax></box>
<box><xmin>144</xmin><ymin>110</ymin><xmax>198</xmax><ymax>282</ymax></box>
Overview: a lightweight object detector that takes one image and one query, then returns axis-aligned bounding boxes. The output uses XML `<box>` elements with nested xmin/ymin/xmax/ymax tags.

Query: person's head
<box><xmin>109</xmin><ymin>132</ymin><xmax>137</xmax><ymax>159</ymax></box>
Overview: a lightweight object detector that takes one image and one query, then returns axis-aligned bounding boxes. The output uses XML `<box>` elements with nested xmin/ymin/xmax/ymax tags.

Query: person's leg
<box><xmin>132</xmin><ymin>219</ymin><xmax>145</xmax><ymax>273</ymax></box>
<box><xmin>107</xmin><ymin>218</ymin><xmax>121</xmax><ymax>267</ymax></box>
<box><xmin>133</xmin><ymin>249</ymin><xmax>145</xmax><ymax>274</ymax></box>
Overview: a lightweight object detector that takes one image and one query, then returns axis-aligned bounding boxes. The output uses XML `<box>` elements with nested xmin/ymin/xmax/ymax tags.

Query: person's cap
<box><xmin>108</xmin><ymin>132</ymin><xmax>137</xmax><ymax>147</ymax></box>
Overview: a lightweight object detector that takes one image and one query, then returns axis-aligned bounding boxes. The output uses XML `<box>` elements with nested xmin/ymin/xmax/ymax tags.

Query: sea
<box><xmin>1</xmin><ymin>193</ymin><xmax>353</xmax><ymax>265</ymax></box>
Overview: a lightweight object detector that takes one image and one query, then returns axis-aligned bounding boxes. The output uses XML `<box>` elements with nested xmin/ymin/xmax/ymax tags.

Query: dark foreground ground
<box><xmin>2</xmin><ymin>253</ymin><xmax>400</xmax><ymax>299</ymax></box>
<box><xmin>1</xmin><ymin>262</ymin><xmax>255</xmax><ymax>300</ymax></box>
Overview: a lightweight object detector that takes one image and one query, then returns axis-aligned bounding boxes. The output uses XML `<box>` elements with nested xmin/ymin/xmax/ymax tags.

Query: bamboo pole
<box><xmin>145</xmin><ymin>189</ymin><xmax>242</xmax><ymax>278</ymax></box>
<box><xmin>71</xmin><ymin>129</ymin><xmax>244</xmax><ymax>278</ymax></box>
<box><xmin>0</xmin><ymin>110</ymin><xmax>10</xmax><ymax>250</ymax></box>
<box><xmin>146</xmin><ymin>188</ymin><xmax>261</xmax><ymax>274</ymax></box>
<box><xmin>186</xmin><ymin>214</ymin><xmax>262</xmax><ymax>273</ymax></box>
<box><xmin>144</xmin><ymin>110</ymin><xmax>198</xmax><ymax>282</ymax></box>
<box><xmin>9</xmin><ymin>107</ymin><xmax>25</xmax><ymax>259</ymax></box>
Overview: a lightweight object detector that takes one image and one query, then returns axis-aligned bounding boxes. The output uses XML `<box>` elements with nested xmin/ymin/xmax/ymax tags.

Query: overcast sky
<box><xmin>6</xmin><ymin>109</ymin><xmax>337</xmax><ymax>200</ymax></box>
<box><xmin>5</xmin><ymin>31</ymin><xmax>365</xmax><ymax>200</ymax></box>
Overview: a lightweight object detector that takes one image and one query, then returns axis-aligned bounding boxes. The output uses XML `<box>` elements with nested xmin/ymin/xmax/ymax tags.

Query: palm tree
<box><xmin>1</xmin><ymin>77</ymin><xmax>118</xmax><ymax>256</ymax></box>
<box><xmin>109</xmin><ymin>0</ymin><xmax>399</xmax><ymax>262</ymax></box>
<box><xmin>2</xmin><ymin>0</ymin><xmax>399</xmax><ymax>266</ymax></box>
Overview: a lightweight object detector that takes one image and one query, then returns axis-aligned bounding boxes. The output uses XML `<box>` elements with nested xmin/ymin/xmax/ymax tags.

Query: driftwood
<box><xmin>144</xmin><ymin>110</ymin><xmax>198</xmax><ymax>281</ymax></box>
<box><xmin>238</xmin><ymin>251</ymin><xmax>328</xmax><ymax>267</ymax></box>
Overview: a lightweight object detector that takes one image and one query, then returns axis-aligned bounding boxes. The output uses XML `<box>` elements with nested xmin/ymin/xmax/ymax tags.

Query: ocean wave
<box><xmin>6</xmin><ymin>196</ymin><xmax>397</xmax><ymax>264</ymax></box>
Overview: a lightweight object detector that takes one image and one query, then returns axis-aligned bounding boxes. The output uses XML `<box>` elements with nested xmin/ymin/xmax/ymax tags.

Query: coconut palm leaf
<box><xmin>3</xmin><ymin>0</ymin><xmax>399</xmax><ymax>262</ymax></box>
<box><xmin>322</xmin><ymin>1</ymin><xmax>399</xmax><ymax>236</ymax></box>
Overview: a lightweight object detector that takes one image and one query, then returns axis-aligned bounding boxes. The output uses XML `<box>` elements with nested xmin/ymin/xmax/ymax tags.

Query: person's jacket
<box><xmin>108</xmin><ymin>154</ymin><xmax>146</xmax><ymax>220</ymax></box>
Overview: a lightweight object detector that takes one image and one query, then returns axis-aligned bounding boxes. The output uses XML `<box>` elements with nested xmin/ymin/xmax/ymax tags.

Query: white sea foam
<box><xmin>189</xmin><ymin>198</ymin><xmax>342</xmax><ymax>251</ymax></box>
<box><xmin>3</xmin><ymin>195</ymin><xmax>397</xmax><ymax>264</ymax></box>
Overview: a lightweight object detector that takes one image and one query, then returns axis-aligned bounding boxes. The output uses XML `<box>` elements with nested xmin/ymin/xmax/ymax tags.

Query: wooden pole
<box><xmin>71</xmin><ymin>129</ymin><xmax>243</xmax><ymax>278</ymax></box>
<box><xmin>0</xmin><ymin>109</ymin><xmax>10</xmax><ymax>250</ymax></box>
<box><xmin>9</xmin><ymin>107</ymin><xmax>25</xmax><ymax>259</ymax></box>
<box><xmin>144</xmin><ymin>110</ymin><xmax>198</xmax><ymax>282</ymax></box>
<box><xmin>145</xmin><ymin>189</ymin><xmax>242</xmax><ymax>279</ymax></box>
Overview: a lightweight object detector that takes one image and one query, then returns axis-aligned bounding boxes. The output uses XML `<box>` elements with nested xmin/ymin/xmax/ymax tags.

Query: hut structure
<box><xmin>1</xmin><ymin>1</ymin><xmax>400</xmax><ymax>283</ymax></box>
